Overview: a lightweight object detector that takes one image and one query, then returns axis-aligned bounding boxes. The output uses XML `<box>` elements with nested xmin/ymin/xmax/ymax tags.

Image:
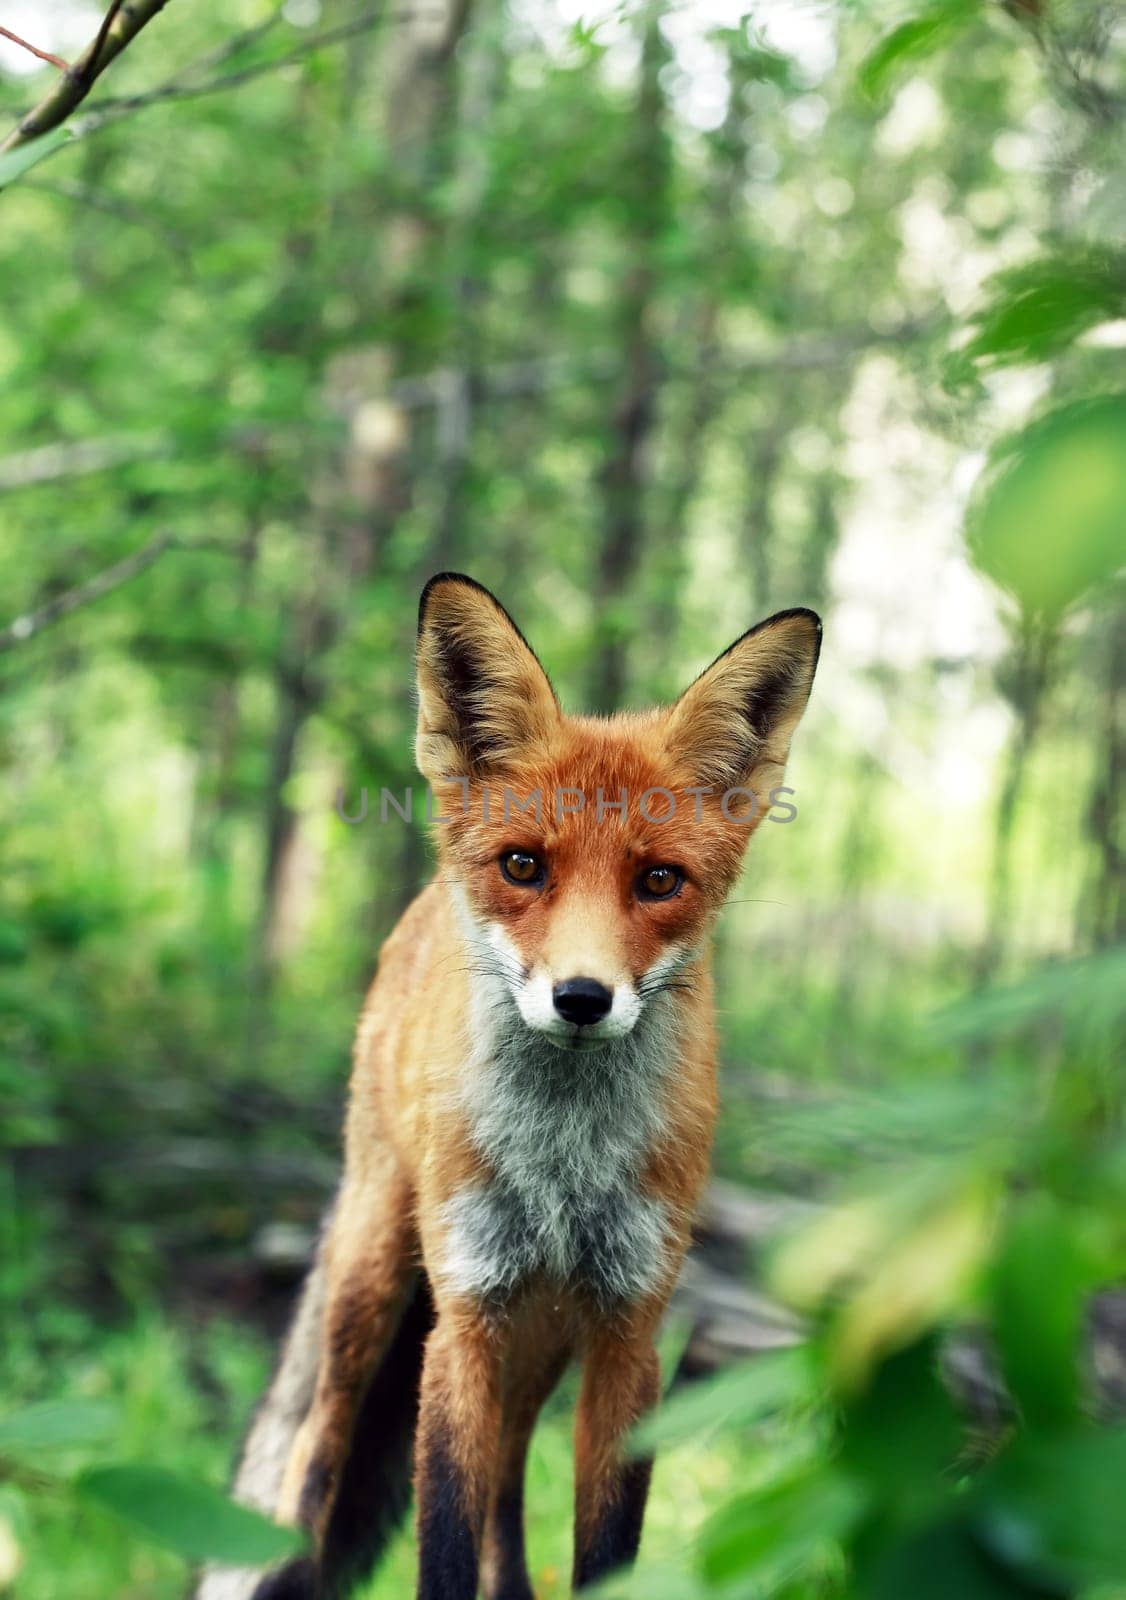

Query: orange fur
<box><xmin>272</xmin><ymin>574</ymin><xmax>820</xmax><ymax>1599</ymax></box>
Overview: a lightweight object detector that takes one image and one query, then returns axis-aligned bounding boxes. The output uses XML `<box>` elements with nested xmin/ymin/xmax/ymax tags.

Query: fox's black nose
<box><xmin>553</xmin><ymin>978</ymin><xmax>613</xmax><ymax>1027</ymax></box>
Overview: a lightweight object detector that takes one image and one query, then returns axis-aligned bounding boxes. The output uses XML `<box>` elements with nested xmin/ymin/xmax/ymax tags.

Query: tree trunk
<box><xmin>646</xmin><ymin>73</ymin><xmax>751</xmax><ymax>695</ymax></box>
<box><xmin>743</xmin><ymin>415</ymin><xmax>792</xmax><ymax>617</ymax></box>
<box><xmin>1080</xmin><ymin>594</ymin><xmax>1126</xmax><ymax>947</ymax></box>
<box><xmin>588</xmin><ymin>1</ymin><xmax>669</xmax><ymax>713</ymax></box>
<box><xmin>429</xmin><ymin>13</ymin><xmax>504</xmax><ymax>573</ymax></box>
<box><xmin>189</xmin><ymin>521</ymin><xmax>262</xmax><ymax>878</ymax></box>
<box><xmin>977</xmin><ymin>621</ymin><xmax>1055</xmax><ymax>983</ymax></box>
<box><xmin>248</xmin><ymin>0</ymin><xmax>476</xmax><ymax>1018</ymax></box>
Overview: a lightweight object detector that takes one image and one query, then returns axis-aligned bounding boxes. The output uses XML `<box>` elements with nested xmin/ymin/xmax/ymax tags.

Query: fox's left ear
<box><xmin>663</xmin><ymin>608</ymin><xmax>821</xmax><ymax>798</ymax></box>
<box><xmin>416</xmin><ymin>573</ymin><xmax>560</xmax><ymax>783</ymax></box>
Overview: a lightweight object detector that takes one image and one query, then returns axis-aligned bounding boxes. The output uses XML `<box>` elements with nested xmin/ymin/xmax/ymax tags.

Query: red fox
<box><xmin>196</xmin><ymin>573</ymin><xmax>820</xmax><ymax>1600</ymax></box>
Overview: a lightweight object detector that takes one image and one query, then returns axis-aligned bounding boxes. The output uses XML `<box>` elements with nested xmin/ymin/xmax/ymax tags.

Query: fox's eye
<box><xmin>638</xmin><ymin>865</ymin><xmax>682</xmax><ymax>901</ymax></box>
<box><xmin>501</xmin><ymin>850</ymin><xmax>545</xmax><ymax>887</ymax></box>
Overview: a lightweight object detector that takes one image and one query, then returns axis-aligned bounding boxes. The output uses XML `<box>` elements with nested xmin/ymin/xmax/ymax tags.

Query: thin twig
<box><xmin>0</xmin><ymin>24</ymin><xmax>69</xmax><ymax>70</ymax></box>
<box><xmin>0</xmin><ymin>0</ymin><xmax>170</xmax><ymax>155</ymax></box>
<box><xmin>83</xmin><ymin>9</ymin><xmax>442</xmax><ymax>128</ymax></box>
<box><xmin>0</xmin><ymin>433</ymin><xmax>171</xmax><ymax>494</ymax></box>
<box><xmin>65</xmin><ymin>4</ymin><xmax>286</xmax><ymax>126</ymax></box>
<box><xmin>0</xmin><ymin>423</ymin><xmax>288</xmax><ymax>494</ymax></box>
<box><xmin>0</xmin><ymin>531</ymin><xmax>232</xmax><ymax>655</ymax></box>
<box><xmin>0</xmin><ymin>316</ymin><xmax>936</xmax><ymax>496</ymax></box>
<box><xmin>21</xmin><ymin>177</ymin><xmax>189</xmax><ymax>258</ymax></box>
<box><xmin>165</xmin><ymin>6</ymin><xmax>285</xmax><ymax>81</ymax></box>
<box><xmin>387</xmin><ymin>316</ymin><xmax>939</xmax><ymax>409</ymax></box>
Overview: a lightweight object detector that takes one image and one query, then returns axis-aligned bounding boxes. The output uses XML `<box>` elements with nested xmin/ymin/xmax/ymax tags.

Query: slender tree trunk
<box><xmin>247</xmin><ymin>0</ymin><xmax>476</xmax><ymax>1019</ymax></box>
<box><xmin>588</xmin><ymin>1</ymin><xmax>669</xmax><ymax>713</ymax></box>
<box><xmin>429</xmin><ymin>14</ymin><xmax>503</xmax><ymax>572</ymax></box>
<box><xmin>797</xmin><ymin>473</ymin><xmax>839</xmax><ymax>614</ymax></box>
<box><xmin>743</xmin><ymin>416</ymin><xmax>791</xmax><ymax>617</ymax></box>
<box><xmin>256</xmin><ymin>602</ymin><xmax>335</xmax><ymax>962</ymax></box>
<box><xmin>977</xmin><ymin>621</ymin><xmax>1055</xmax><ymax>982</ymax></box>
<box><xmin>648</xmin><ymin>58</ymin><xmax>759</xmax><ymax>688</ymax></box>
<box><xmin>189</xmin><ymin>521</ymin><xmax>263</xmax><ymax>878</ymax></box>
<box><xmin>1080</xmin><ymin>595</ymin><xmax>1126</xmax><ymax>947</ymax></box>
<box><xmin>388</xmin><ymin>0</ymin><xmax>484</xmax><ymax>916</ymax></box>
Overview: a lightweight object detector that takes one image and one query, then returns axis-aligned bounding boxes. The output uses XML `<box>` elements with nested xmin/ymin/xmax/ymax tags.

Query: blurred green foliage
<box><xmin>0</xmin><ymin>0</ymin><xmax>1124</xmax><ymax>1594</ymax></box>
<box><xmin>609</xmin><ymin>949</ymin><xmax>1126</xmax><ymax>1600</ymax></box>
<box><xmin>969</xmin><ymin>397</ymin><xmax>1126</xmax><ymax>618</ymax></box>
<box><xmin>0</xmin><ymin>1391</ymin><xmax>301</xmax><ymax>1566</ymax></box>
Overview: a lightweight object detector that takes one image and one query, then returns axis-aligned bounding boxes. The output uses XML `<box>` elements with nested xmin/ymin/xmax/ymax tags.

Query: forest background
<box><xmin>1</xmin><ymin>1</ymin><xmax>1125</xmax><ymax>1595</ymax></box>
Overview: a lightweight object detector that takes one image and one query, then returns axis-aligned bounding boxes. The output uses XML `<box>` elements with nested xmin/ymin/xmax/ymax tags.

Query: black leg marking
<box><xmin>487</xmin><ymin>1488</ymin><xmax>534</xmax><ymax>1600</ymax></box>
<box><xmin>574</xmin><ymin>1455</ymin><xmax>653</xmax><ymax>1591</ymax></box>
<box><xmin>416</xmin><ymin>1429</ymin><xmax>479</xmax><ymax>1600</ymax></box>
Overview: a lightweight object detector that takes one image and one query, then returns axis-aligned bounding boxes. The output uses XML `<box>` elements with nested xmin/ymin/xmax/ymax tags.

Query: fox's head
<box><xmin>416</xmin><ymin>574</ymin><xmax>820</xmax><ymax>1052</ymax></box>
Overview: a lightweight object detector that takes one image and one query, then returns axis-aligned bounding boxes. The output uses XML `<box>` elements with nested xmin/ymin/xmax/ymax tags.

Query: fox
<box><xmin>195</xmin><ymin>572</ymin><xmax>821</xmax><ymax>1600</ymax></box>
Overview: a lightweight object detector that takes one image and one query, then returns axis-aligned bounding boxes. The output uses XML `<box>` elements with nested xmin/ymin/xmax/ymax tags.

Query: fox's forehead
<box><xmin>509</xmin><ymin>714</ymin><xmax>677</xmax><ymax>811</ymax></box>
<box><xmin>481</xmin><ymin>736</ymin><xmax>680</xmax><ymax>853</ymax></box>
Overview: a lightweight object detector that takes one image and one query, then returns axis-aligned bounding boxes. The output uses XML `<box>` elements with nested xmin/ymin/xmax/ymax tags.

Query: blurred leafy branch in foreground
<box><xmin>6</xmin><ymin>950</ymin><xmax>1126</xmax><ymax>1597</ymax></box>
<box><xmin>0</xmin><ymin>1396</ymin><xmax>301</xmax><ymax>1582</ymax></box>
<box><xmin>608</xmin><ymin>945</ymin><xmax>1126</xmax><ymax>1600</ymax></box>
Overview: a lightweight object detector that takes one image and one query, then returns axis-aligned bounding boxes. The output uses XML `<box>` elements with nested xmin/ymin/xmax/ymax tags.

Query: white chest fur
<box><xmin>438</xmin><ymin>963</ymin><xmax>677</xmax><ymax>1307</ymax></box>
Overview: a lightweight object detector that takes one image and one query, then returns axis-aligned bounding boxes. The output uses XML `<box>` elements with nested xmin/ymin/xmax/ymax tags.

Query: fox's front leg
<box><xmin>480</xmin><ymin>1334</ymin><xmax>570</xmax><ymax>1600</ymax></box>
<box><xmin>572</xmin><ymin>1323</ymin><xmax>661</xmax><ymax>1591</ymax></box>
<box><xmin>414</xmin><ymin>1303</ymin><xmax>503</xmax><ymax>1600</ymax></box>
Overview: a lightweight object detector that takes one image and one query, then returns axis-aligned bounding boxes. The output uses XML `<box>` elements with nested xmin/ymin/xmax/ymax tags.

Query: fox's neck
<box><xmin>435</xmin><ymin>918</ymin><xmax>697</xmax><ymax>1306</ymax></box>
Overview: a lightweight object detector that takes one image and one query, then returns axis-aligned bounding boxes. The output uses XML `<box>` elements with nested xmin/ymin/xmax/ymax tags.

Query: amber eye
<box><xmin>501</xmin><ymin>850</ymin><xmax>545</xmax><ymax>887</ymax></box>
<box><xmin>637</xmin><ymin>865</ymin><xmax>682</xmax><ymax>901</ymax></box>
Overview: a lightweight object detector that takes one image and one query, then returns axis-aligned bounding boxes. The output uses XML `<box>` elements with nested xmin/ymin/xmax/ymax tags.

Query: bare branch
<box><xmin>0</xmin><ymin>423</ymin><xmax>285</xmax><ymax>494</ymax></box>
<box><xmin>0</xmin><ymin>0</ymin><xmax>170</xmax><ymax>155</ymax></box>
<box><xmin>0</xmin><ymin>24</ymin><xmax>69</xmax><ymax>70</ymax></box>
<box><xmin>0</xmin><ymin>530</ymin><xmax>233</xmax><ymax>655</ymax></box>
<box><xmin>387</xmin><ymin>316</ymin><xmax>938</xmax><ymax>409</ymax></box>
<box><xmin>0</xmin><ymin>433</ymin><xmax>171</xmax><ymax>494</ymax></box>
<box><xmin>172</xmin><ymin>8</ymin><xmax>285</xmax><ymax>80</ymax></box>
<box><xmin>82</xmin><ymin>9</ymin><xmax>443</xmax><ymax>129</ymax></box>
<box><xmin>20</xmin><ymin>177</ymin><xmax>189</xmax><ymax>255</ymax></box>
<box><xmin>0</xmin><ymin>317</ymin><xmax>935</xmax><ymax>498</ymax></box>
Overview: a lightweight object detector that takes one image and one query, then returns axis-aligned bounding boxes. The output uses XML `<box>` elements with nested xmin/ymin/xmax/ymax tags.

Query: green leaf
<box><xmin>77</xmin><ymin>1464</ymin><xmax>304</xmax><ymax>1565</ymax></box>
<box><xmin>932</xmin><ymin>947</ymin><xmax>1126</xmax><ymax>1044</ymax></box>
<box><xmin>976</xmin><ymin>1428</ymin><xmax>1126</xmax><ymax>1589</ymax></box>
<box><xmin>859</xmin><ymin>1</ymin><xmax>979</xmax><ymax>102</ymax></box>
<box><xmin>863</xmin><ymin>1517</ymin><xmax>1055</xmax><ymax>1600</ymax></box>
<box><xmin>990</xmin><ymin>1195</ymin><xmax>1089</xmax><ymax>1428</ymax></box>
<box><xmin>960</xmin><ymin>252</ymin><xmax>1126</xmax><ymax>370</ymax></box>
<box><xmin>817</xmin><ymin>1177</ymin><xmax>993</xmax><ymax>1390</ymax></box>
<box><xmin>842</xmin><ymin>1339</ymin><xmax>963</xmax><ymax>1511</ymax></box>
<box><xmin>698</xmin><ymin>1467</ymin><xmax>867</xmax><ymax>1589</ymax></box>
<box><xmin>0</xmin><ymin>1399</ymin><xmax>120</xmax><ymax>1459</ymax></box>
<box><xmin>630</xmin><ymin>1348</ymin><xmax>811</xmax><ymax>1454</ymax></box>
<box><xmin>966</xmin><ymin>396</ymin><xmax>1126</xmax><ymax>618</ymax></box>
<box><xmin>0</xmin><ymin>127</ymin><xmax>76</xmax><ymax>190</ymax></box>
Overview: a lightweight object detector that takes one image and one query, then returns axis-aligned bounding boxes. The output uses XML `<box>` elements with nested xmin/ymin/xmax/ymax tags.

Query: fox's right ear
<box><xmin>415</xmin><ymin>573</ymin><xmax>560</xmax><ymax>783</ymax></box>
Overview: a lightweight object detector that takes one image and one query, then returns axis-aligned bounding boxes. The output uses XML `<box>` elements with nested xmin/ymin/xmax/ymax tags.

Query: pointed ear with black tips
<box><xmin>662</xmin><ymin>608</ymin><xmax>821</xmax><ymax>799</ymax></box>
<box><xmin>415</xmin><ymin>573</ymin><xmax>560</xmax><ymax>783</ymax></box>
